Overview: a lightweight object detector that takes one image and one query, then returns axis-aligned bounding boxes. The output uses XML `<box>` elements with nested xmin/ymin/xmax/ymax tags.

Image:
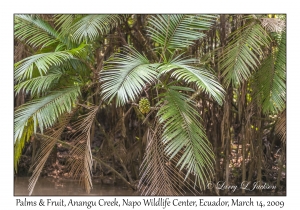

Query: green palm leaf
<box><xmin>69</xmin><ymin>15</ymin><xmax>123</xmax><ymax>43</ymax></box>
<box><xmin>14</xmin><ymin>15</ymin><xmax>59</xmax><ymax>48</ymax></box>
<box><xmin>14</xmin><ymin>118</ymin><xmax>34</xmax><ymax>172</ymax></box>
<box><xmin>14</xmin><ymin>86</ymin><xmax>81</xmax><ymax>168</ymax></box>
<box><xmin>14</xmin><ymin>43</ymin><xmax>88</xmax><ymax>82</ymax></box>
<box><xmin>275</xmin><ymin>32</ymin><xmax>286</xmax><ymax>78</ymax></box>
<box><xmin>14</xmin><ymin>71</ymin><xmax>62</xmax><ymax>96</ymax></box>
<box><xmin>158</xmin><ymin>56</ymin><xmax>225</xmax><ymax>105</ymax></box>
<box><xmin>275</xmin><ymin>109</ymin><xmax>286</xmax><ymax>143</ymax></box>
<box><xmin>157</xmin><ymin>86</ymin><xmax>215</xmax><ymax>187</ymax></box>
<box><xmin>54</xmin><ymin>14</ymin><xmax>83</xmax><ymax>36</ymax></box>
<box><xmin>147</xmin><ymin>14</ymin><xmax>216</xmax><ymax>52</ymax></box>
<box><xmin>100</xmin><ymin>47</ymin><xmax>158</xmax><ymax>106</ymax></box>
<box><xmin>253</xmin><ymin>32</ymin><xmax>286</xmax><ymax>114</ymax></box>
<box><xmin>220</xmin><ymin>22</ymin><xmax>270</xmax><ymax>87</ymax></box>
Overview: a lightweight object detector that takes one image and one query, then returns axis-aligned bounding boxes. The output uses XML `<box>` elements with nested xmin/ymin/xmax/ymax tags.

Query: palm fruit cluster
<box><xmin>139</xmin><ymin>98</ymin><xmax>151</xmax><ymax>114</ymax></box>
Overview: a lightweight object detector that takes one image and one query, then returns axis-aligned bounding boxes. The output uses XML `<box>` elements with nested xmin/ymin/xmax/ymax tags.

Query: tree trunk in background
<box><xmin>222</xmin><ymin>86</ymin><xmax>232</xmax><ymax>195</ymax></box>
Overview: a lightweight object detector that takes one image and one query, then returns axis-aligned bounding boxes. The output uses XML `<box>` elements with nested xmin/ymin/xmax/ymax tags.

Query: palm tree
<box><xmin>100</xmin><ymin>14</ymin><xmax>225</xmax><ymax>194</ymax></box>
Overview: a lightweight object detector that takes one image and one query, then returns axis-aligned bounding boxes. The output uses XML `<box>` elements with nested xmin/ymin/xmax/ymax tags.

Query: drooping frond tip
<box><xmin>275</xmin><ymin>110</ymin><xmax>286</xmax><ymax>143</ymax></box>
<box><xmin>253</xmin><ymin>31</ymin><xmax>285</xmax><ymax>114</ymax></box>
<box><xmin>157</xmin><ymin>86</ymin><xmax>215</xmax><ymax>189</ymax></box>
<box><xmin>67</xmin><ymin>105</ymin><xmax>98</xmax><ymax>193</ymax></box>
<box><xmin>220</xmin><ymin>22</ymin><xmax>270</xmax><ymax>87</ymax></box>
<box><xmin>28</xmin><ymin>111</ymin><xmax>75</xmax><ymax>195</ymax></box>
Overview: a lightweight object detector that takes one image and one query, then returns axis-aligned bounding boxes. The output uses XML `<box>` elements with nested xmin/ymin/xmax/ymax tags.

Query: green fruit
<box><xmin>139</xmin><ymin>98</ymin><xmax>151</xmax><ymax>114</ymax></box>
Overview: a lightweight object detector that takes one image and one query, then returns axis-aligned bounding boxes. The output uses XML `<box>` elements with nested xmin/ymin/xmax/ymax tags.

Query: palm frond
<box><xmin>147</xmin><ymin>14</ymin><xmax>216</xmax><ymax>52</ymax></box>
<box><xmin>69</xmin><ymin>15</ymin><xmax>123</xmax><ymax>43</ymax></box>
<box><xmin>100</xmin><ymin>47</ymin><xmax>158</xmax><ymax>106</ymax></box>
<box><xmin>28</xmin><ymin>111</ymin><xmax>75</xmax><ymax>195</ymax></box>
<box><xmin>220</xmin><ymin>22</ymin><xmax>270</xmax><ymax>87</ymax></box>
<box><xmin>139</xmin><ymin>121</ymin><xmax>200</xmax><ymax>195</ymax></box>
<box><xmin>275</xmin><ymin>109</ymin><xmax>286</xmax><ymax>143</ymax></box>
<box><xmin>14</xmin><ymin>86</ymin><xmax>81</xmax><ymax>168</ymax></box>
<box><xmin>275</xmin><ymin>32</ymin><xmax>286</xmax><ymax>77</ymax></box>
<box><xmin>14</xmin><ymin>118</ymin><xmax>34</xmax><ymax>171</ymax></box>
<box><xmin>54</xmin><ymin>14</ymin><xmax>83</xmax><ymax>35</ymax></box>
<box><xmin>14</xmin><ymin>15</ymin><xmax>59</xmax><ymax>48</ymax></box>
<box><xmin>68</xmin><ymin>105</ymin><xmax>98</xmax><ymax>193</ymax></box>
<box><xmin>253</xmin><ymin>32</ymin><xmax>286</xmax><ymax>114</ymax></box>
<box><xmin>158</xmin><ymin>56</ymin><xmax>225</xmax><ymax>105</ymax></box>
<box><xmin>53</xmin><ymin>14</ymin><xmax>88</xmax><ymax>48</ymax></box>
<box><xmin>14</xmin><ymin>43</ymin><xmax>88</xmax><ymax>82</ymax></box>
<box><xmin>157</xmin><ymin>86</ymin><xmax>215</xmax><ymax>188</ymax></box>
<box><xmin>14</xmin><ymin>71</ymin><xmax>62</xmax><ymax>96</ymax></box>
<box><xmin>253</xmin><ymin>56</ymin><xmax>285</xmax><ymax>114</ymax></box>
